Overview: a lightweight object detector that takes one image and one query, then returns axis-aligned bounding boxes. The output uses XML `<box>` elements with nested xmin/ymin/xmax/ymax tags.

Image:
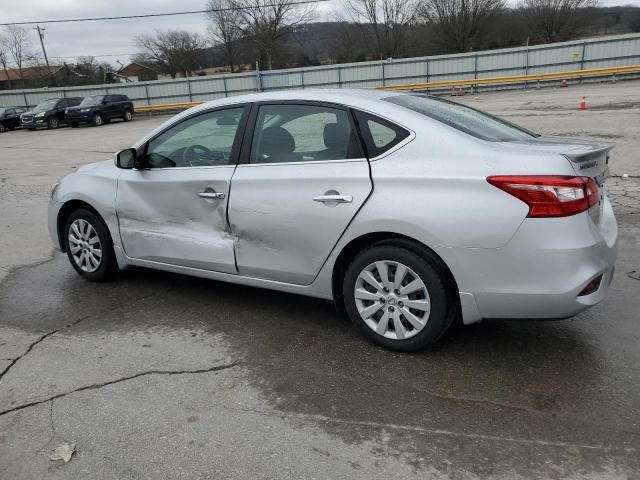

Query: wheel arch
<box><xmin>57</xmin><ymin>199</ymin><xmax>111</xmax><ymax>253</ymax></box>
<box><xmin>331</xmin><ymin>232</ymin><xmax>460</xmax><ymax>312</ymax></box>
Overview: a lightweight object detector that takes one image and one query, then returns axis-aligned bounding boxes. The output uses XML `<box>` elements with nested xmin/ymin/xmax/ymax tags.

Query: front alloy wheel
<box><xmin>343</xmin><ymin>243</ymin><xmax>455</xmax><ymax>351</ymax></box>
<box><xmin>68</xmin><ymin>219</ymin><xmax>103</xmax><ymax>273</ymax></box>
<box><xmin>64</xmin><ymin>209</ymin><xmax>116</xmax><ymax>281</ymax></box>
<box><xmin>47</xmin><ymin>117</ymin><xmax>59</xmax><ymax>129</ymax></box>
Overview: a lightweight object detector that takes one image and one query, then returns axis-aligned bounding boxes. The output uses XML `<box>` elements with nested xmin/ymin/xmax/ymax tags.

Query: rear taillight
<box><xmin>487</xmin><ymin>176</ymin><xmax>599</xmax><ymax>218</ymax></box>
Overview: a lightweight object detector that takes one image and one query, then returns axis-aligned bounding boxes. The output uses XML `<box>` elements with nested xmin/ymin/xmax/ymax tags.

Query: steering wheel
<box><xmin>183</xmin><ymin>144</ymin><xmax>214</xmax><ymax>166</ymax></box>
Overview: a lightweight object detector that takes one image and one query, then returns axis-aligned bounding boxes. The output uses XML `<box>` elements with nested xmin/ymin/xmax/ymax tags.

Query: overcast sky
<box><xmin>1</xmin><ymin>0</ymin><xmax>637</xmax><ymax>67</ymax></box>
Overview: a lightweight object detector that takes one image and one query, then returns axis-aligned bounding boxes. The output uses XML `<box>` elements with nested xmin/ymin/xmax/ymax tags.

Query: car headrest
<box><xmin>260</xmin><ymin>127</ymin><xmax>296</xmax><ymax>155</ymax></box>
<box><xmin>323</xmin><ymin>123</ymin><xmax>349</xmax><ymax>150</ymax></box>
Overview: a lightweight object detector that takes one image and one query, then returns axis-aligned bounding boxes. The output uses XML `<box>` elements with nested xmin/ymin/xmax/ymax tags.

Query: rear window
<box><xmin>354</xmin><ymin>111</ymin><xmax>410</xmax><ymax>158</ymax></box>
<box><xmin>384</xmin><ymin>94</ymin><xmax>538</xmax><ymax>142</ymax></box>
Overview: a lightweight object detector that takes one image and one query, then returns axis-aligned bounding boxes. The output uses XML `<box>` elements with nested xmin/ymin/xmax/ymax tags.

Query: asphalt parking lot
<box><xmin>1</xmin><ymin>81</ymin><xmax>639</xmax><ymax>479</ymax></box>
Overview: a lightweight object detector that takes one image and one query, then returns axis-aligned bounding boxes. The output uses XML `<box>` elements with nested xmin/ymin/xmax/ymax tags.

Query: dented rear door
<box><xmin>228</xmin><ymin>101</ymin><xmax>372</xmax><ymax>285</ymax></box>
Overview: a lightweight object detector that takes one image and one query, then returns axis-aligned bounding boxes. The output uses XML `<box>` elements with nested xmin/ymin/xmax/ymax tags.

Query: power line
<box><xmin>0</xmin><ymin>0</ymin><xmax>330</xmax><ymax>26</ymax></box>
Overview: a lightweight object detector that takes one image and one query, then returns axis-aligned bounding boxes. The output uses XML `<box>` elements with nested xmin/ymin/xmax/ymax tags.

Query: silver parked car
<box><xmin>48</xmin><ymin>89</ymin><xmax>617</xmax><ymax>351</ymax></box>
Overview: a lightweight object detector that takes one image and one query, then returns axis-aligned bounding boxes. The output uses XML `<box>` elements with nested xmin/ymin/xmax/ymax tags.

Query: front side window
<box><xmin>251</xmin><ymin>104</ymin><xmax>362</xmax><ymax>164</ymax></box>
<box><xmin>145</xmin><ymin>107</ymin><xmax>245</xmax><ymax>168</ymax></box>
<box><xmin>384</xmin><ymin>94</ymin><xmax>538</xmax><ymax>142</ymax></box>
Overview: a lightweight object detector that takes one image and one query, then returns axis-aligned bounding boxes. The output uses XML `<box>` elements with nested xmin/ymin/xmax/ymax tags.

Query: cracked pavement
<box><xmin>1</xmin><ymin>82</ymin><xmax>640</xmax><ymax>479</ymax></box>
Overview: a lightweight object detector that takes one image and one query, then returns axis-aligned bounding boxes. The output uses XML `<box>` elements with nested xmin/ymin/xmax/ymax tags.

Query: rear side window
<box><xmin>384</xmin><ymin>94</ymin><xmax>538</xmax><ymax>142</ymax></box>
<box><xmin>354</xmin><ymin>111</ymin><xmax>410</xmax><ymax>158</ymax></box>
<box><xmin>251</xmin><ymin>104</ymin><xmax>362</xmax><ymax>164</ymax></box>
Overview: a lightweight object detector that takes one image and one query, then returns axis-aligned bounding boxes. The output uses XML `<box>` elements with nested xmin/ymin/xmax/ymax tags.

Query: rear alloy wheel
<box><xmin>47</xmin><ymin>117</ymin><xmax>59</xmax><ymax>129</ymax></box>
<box><xmin>64</xmin><ymin>209</ymin><xmax>116</xmax><ymax>281</ymax></box>
<box><xmin>123</xmin><ymin>109</ymin><xmax>133</xmax><ymax>122</ymax></box>
<box><xmin>92</xmin><ymin>113</ymin><xmax>103</xmax><ymax>127</ymax></box>
<box><xmin>343</xmin><ymin>244</ymin><xmax>455</xmax><ymax>352</ymax></box>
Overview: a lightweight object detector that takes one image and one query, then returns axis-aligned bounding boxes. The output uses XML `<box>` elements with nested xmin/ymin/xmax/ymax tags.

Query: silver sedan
<box><xmin>48</xmin><ymin>89</ymin><xmax>618</xmax><ymax>351</ymax></box>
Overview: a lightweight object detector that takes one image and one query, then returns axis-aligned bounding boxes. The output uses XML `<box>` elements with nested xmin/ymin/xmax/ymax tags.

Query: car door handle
<box><xmin>313</xmin><ymin>194</ymin><xmax>353</xmax><ymax>203</ymax></box>
<box><xmin>197</xmin><ymin>191</ymin><xmax>225</xmax><ymax>200</ymax></box>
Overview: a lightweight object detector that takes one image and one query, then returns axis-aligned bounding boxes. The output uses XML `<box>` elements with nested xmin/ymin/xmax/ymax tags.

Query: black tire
<box><xmin>0</xmin><ymin>123</ymin><xmax>5</xmax><ymax>133</ymax></box>
<box><xmin>92</xmin><ymin>113</ymin><xmax>103</xmax><ymax>127</ymax></box>
<box><xmin>47</xmin><ymin>117</ymin><xmax>59</xmax><ymax>129</ymax></box>
<box><xmin>70</xmin><ymin>123</ymin><xmax>79</xmax><ymax>128</ymax></box>
<box><xmin>64</xmin><ymin>209</ymin><xmax>117</xmax><ymax>281</ymax></box>
<box><xmin>123</xmin><ymin>109</ymin><xmax>133</xmax><ymax>122</ymax></box>
<box><xmin>342</xmin><ymin>243</ymin><xmax>456</xmax><ymax>352</ymax></box>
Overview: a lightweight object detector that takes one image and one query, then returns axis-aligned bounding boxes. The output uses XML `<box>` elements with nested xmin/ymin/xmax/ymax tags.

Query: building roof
<box><xmin>117</xmin><ymin>62</ymin><xmax>161</xmax><ymax>75</ymax></box>
<box><xmin>0</xmin><ymin>65</ymin><xmax>63</xmax><ymax>82</ymax></box>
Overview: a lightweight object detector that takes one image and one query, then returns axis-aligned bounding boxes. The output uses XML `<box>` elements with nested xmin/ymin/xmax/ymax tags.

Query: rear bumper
<box><xmin>450</xmin><ymin>195</ymin><xmax>618</xmax><ymax>323</ymax></box>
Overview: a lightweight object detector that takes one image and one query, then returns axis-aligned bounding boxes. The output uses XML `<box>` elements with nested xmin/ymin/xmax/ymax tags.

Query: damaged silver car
<box><xmin>48</xmin><ymin>89</ymin><xmax>618</xmax><ymax>351</ymax></box>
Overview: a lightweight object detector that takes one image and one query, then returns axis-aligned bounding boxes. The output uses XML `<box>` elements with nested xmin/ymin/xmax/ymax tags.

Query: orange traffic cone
<box><xmin>579</xmin><ymin>96</ymin><xmax>587</xmax><ymax>110</ymax></box>
<box><xmin>560</xmin><ymin>79</ymin><xmax>567</xmax><ymax>87</ymax></box>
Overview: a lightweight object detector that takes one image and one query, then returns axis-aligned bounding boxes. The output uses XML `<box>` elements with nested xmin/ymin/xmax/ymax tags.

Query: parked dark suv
<box><xmin>65</xmin><ymin>94</ymin><xmax>134</xmax><ymax>127</ymax></box>
<box><xmin>0</xmin><ymin>107</ymin><xmax>27</xmax><ymax>132</ymax></box>
<box><xmin>21</xmin><ymin>98</ymin><xmax>83</xmax><ymax>130</ymax></box>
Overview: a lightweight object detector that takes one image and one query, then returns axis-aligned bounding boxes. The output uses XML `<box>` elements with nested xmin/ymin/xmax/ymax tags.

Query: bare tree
<box><xmin>347</xmin><ymin>0</ymin><xmax>418</xmax><ymax>59</ymax></box>
<box><xmin>0</xmin><ymin>35</ymin><xmax>12</xmax><ymax>89</ymax></box>
<box><xmin>207</xmin><ymin>0</ymin><xmax>244</xmax><ymax>72</ymax></box>
<box><xmin>229</xmin><ymin>0</ymin><xmax>315</xmax><ymax>70</ymax></box>
<box><xmin>419</xmin><ymin>0</ymin><xmax>506</xmax><ymax>52</ymax></box>
<box><xmin>135</xmin><ymin>30</ymin><xmax>206</xmax><ymax>78</ymax></box>
<box><xmin>3</xmin><ymin>25</ymin><xmax>33</xmax><ymax>83</ymax></box>
<box><xmin>521</xmin><ymin>0</ymin><xmax>598</xmax><ymax>43</ymax></box>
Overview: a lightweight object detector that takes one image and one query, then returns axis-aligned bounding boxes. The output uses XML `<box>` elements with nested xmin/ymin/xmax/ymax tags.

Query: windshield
<box><xmin>0</xmin><ymin>108</ymin><xmax>6</xmax><ymax>115</ymax></box>
<box><xmin>384</xmin><ymin>94</ymin><xmax>538</xmax><ymax>142</ymax></box>
<box><xmin>79</xmin><ymin>95</ymin><xmax>104</xmax><ymax>106</ymax></box>
<box><xmin>33</xmin><ymin>100</ymin><xmax>58</xmax><ymax>112</ymax></box>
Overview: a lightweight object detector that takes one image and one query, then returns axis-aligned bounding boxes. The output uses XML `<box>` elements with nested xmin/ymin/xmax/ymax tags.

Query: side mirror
<box><xmin>115</xmin><ymin>148</ymin><xmax>137</xmax><ymax>169</ymax></box>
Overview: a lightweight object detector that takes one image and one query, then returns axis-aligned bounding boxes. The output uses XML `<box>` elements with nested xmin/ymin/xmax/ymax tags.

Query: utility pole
<box><xmin>34</xmin><ymin>25</ymin><xmax>51</xmax><ymax>70</ymax></box>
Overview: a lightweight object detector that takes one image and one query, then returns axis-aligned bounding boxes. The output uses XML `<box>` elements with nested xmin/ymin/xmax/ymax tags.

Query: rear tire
<box><xmin>343</xmin><ymin>243</ymin><xmax>456</xmax><ymax>352</ymax></box>
<box><xmin>123</xmin><ymin>109</ymin><xmax>133</xmax><ymax>122</ymax></box>
<box><xmin>64</xmin><ymin>209</ymin><xmax>117</xmax><ymax>282</ymax></box>
<box><xmin>92</xmin><ymin>113</ymin><xmax>103</xmax><ymax>127</ymax></box>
